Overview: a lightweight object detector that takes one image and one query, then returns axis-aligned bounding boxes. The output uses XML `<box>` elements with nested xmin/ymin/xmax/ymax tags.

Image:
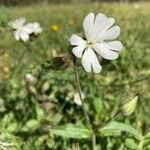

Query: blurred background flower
<box><xmin>51</xmin><ymin>24</ymin><xmax>59</xmax><ymax>32</ymax></box>
<box><xmin>68</xmin><ymin>20</ymin><xmax>75</xmax><ymax>27</ymax></box>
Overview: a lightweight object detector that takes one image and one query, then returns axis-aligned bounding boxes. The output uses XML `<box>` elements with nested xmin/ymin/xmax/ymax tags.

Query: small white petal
<box><xmin>91</xmin><ymin>52</ymin><xmax>102</xmax><ymax>73</ymax></box>
<box><xmin>94</xmin><ymin>13</ymin><xmax>115</xmax><ymax>39</ymax></box>
<box><xmin>20</xmin><ymin>31</ymin><xmax>29</xmax><ymax>42</ymax></box>
<box><xmin>72</xmin><ymin>44</ymin><xmax>86</xmax><ymax>58</ymax></box>
<box><xmin>82</xmin><ymin>48</ymin><xmax>102</xmax><ymax>73</ymax></box>
<box><xmin>98</xmin><ymin>25</ymin><xmax>120</xmax><ymax>41</ymax></box>
<box><xmin>82</xmin><ymin>48</ymin><xmax>92</xmax><ymax>72</ymax></box>
<box><xmin>73</xmin><ymin>93</ymin><xmax>84</xmax><ymax>106</ymax></box>
<box><xmin>94</xmin><ymin>43</ymin><xmax>118</xmax><ymax>60</ymax></box>
<box><xmin>19</xmin><ymin>17</ymin><xmax>26</xmax><ymax>25</ymax></box>
<box><xmin>11</xmin><ymin>17</ymin><xmax>26</xmax><ymax>29</ymax></box>
<box><xmin>23</xmin><ymin>24</ymin><xmax>34</xmax><ymax>34</ymax></box>
<box><xmin>14</xmin><ymin>30</ymin><xmax>20</xmax><ymax>41</ymax></box>
<box><xmin>83</xmin><ymin>13</ymin><xmax>94</xmax><ymax>39</ymax></box>
<box><xmin>107</xmin><ymin>41</ymin><xmax>123</xmax><ymax>51</ymax></box>
<box><xmin>30</xmin><ymin>22</ymin><xmax>43</xmax><ymax>34</ymax></box>
<box><xmin>70</xmin><ymin>34</ymin><xmax>85</xmax><ymax>46</ymax></box>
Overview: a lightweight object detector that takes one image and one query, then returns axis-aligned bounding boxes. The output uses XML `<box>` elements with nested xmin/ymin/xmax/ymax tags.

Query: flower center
<box><xmin>86</xmin><ymin>39</ymin><xmax>95</xmax><ymax>48</ymax></box>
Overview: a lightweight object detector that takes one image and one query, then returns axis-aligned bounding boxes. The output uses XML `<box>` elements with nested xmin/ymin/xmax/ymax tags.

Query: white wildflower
<box><xmin>73</xmin><ymin>92</ymin><xmax>85</xmax><ymax>106</ymax></box>
<box><xmin>70</xmin><ymin>13</ymin><xmax>123</xmax><ymax>73</ymax></box>
<box><xmin>10</xmin><ymin>17</ymin><xmax>33</xmax><ymax>42</ymax></box>
<box><xmin>25</xmin><ymin>73</ymin><xmax>36</xmax><ymax>83</ymax></box>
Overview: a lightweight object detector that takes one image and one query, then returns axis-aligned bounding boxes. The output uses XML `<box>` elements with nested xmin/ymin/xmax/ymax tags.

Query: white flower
<box><xmin>28</xmin><ymin>22</ymin><xmax>42</xmax><ymax>35</ymax></box>
<box><xmin>11</xmin><ymin>17</ymin><xmax>33</xmax><ymax>42</ymax></box>
<box><xmin>70</xmin><ymin>13</ymin><xmax>123</xmax><ymax>73</ymax></box>
<box><xmin>73</xmin><ymin>92</ymin><xmax>85</xmax><ymax>106</ymax></box>
<box><xmin>25</xmin><ymin>73</ymin><xmax>36</xmax><ymax>83</ymax></box>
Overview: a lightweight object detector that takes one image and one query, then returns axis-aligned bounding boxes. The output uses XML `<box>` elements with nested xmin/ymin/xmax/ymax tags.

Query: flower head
<box><xmin>68</xmin><ymin>20</ymin><xmax>75</xmax><ymax>26</ymax></box>
<box><xmin>25</xmin><ymin>73</ymin><xmax>36</xmax><ymax>83</ymax></box>
<box><xmin>10</xmin><ymin>17</ymin><xmax>33</xmax><ymax>42</ymax></box>
<box><xmin>70</xmin><ymin>13</ymin><xmax>123</xmax><ymax>73</ymax></box>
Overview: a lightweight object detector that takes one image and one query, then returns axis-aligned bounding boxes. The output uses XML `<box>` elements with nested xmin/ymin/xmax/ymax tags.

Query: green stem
<box><xmin>138</xmin><ymin>138</ymin><xmax>144</xmax><ymax>150</ymax></box>
<box><xmin>11</xmin><ymin>48</ymin><xmax>27</xmax><ymax>77</ymax></box>
<box><xmin>12</xmin><ymin>42</ymin><xmax>32</xmax><ymax>76</ymax></box>
<box><xmin>73</xmin><ymin>58</ymin><xmax>97</xmax><ymax>149</ymax></box>
<box><xmin>73</xmin><ymin>59</ymin><xmax>91</xmax><ymax>129</ymax></box>
<box><xmin>92</xmin><ymin>132</ymin><xmax>96</xmax><ymax>150</ymax></box>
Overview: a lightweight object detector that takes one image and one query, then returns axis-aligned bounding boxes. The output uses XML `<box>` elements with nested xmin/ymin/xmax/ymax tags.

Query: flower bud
<box><xmin>120</xmin><ymin>96</ymin><xmax>138</xmax><ymax>116</ymax></box>
<box><xmin>28</xmin><ymin>86</ymin><xmax>37</xmax><ymax>95</ymax></box>
<box><xmin>50</xmin><ymin>53</ymin><xmax>72</xmax><ymax>70</ymax></box>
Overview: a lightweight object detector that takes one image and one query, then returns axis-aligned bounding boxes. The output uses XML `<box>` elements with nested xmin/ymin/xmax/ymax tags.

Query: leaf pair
<box><xmin>50</xmin><ymin>121</ymin><xmax>142</xmax><ymax>140</ymax></box>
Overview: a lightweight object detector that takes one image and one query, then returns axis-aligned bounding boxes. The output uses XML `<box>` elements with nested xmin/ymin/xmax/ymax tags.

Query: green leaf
<box><xmin>93</xmin><ymin>97</ymin><xmax>103</xmax><ymax>115</ymax></box>
<box><xmin>125</xmin><ymin>138</ymin><xmax>138</xmax><ymax>149</ymax></box>
<box><xmin>49</xmin><ymin>114</ymin><xmax>63</xmax><ymax>125</ymax></box>
<box><xmin>21</xmin><ymin>119</ymin><xmax>40</xmax><ymax>132</ymax></box>
<box><xmin>98</xmin><ymin>121</ymin><xmax>142</xmax><ymax>140</ymax></box>
<box><xmin>0</xmin><ymin>5</ymin><xmax>10</xmax><ymax>27</ymax></box>
<box><xmin>36</xmin><ymin>105</ymin><xmax>45</xmax><ymax>122</ymax></box>
<box><xmin>143</xmin><ymin>132</ymin><xmax>150</xmax><ymax>148</ymax></box>
<box><xmin>50</xmin><ymin>124</ymin><xmax>91</xmax><ymax>139</ymax></box>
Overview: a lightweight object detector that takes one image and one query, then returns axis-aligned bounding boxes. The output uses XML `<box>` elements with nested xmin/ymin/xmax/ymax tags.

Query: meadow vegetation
<box><xmin>0</xmin><ymin>2</ymin><xmax>150</xmax><ymax>149</ymax></box>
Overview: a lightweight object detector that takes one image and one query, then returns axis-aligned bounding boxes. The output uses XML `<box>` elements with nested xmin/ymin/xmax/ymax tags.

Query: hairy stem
<box><xmin>73</xmin><ymin>58</ymin><xmax>97</xmax><ymax>149</ymax></box>
<box><xmin>73</xmin><ymin>59</ymin><xmax>91</xmax><ymax>129</ymax></box>
<box><xmin>92</xmin><ymin>132</ymin><xmax>96</xmax><ymax>150</ymax></box>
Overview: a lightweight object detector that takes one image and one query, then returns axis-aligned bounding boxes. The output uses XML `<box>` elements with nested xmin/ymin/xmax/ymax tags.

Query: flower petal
<box><xmin>82</xmin><ymin>48</ymin><xmax>102</xmax><ymax>73</ymax></box>
<box><xmin>94</xmin><ymin>43</ymin><xmax>118</xmax><ymax>60</ymax></box>
<box><xmin>94</xmin><ymin>13</ymin><xmax>115</xmax><ymax>39</ymax></box>
<box><xmin>70</xmin><ymin>34</ymin><xmax>85</xmax><ymax>46</ymax></box>
<box><xmin>83</xmin><ymin>13</ymin><xmax>94</xmax><ymax>39</ymax></box>
<box><xmin>11</xmin><ymin>17</ymin><xmax>26</xmax><ymax>29</ymax></box>
<box><xmin>72</xmin><ymin>44</ymin><xmax>86</xmax><ymax>58</ymax></box>
<box><xmin>20</xmin><ymin>31</ymin><xmax>29</xmax><ymax>42</ymax></box>
<box><xmin>107</xmin><ymin>41</ymin><xmax>123</xmax><ymax>51</ymax></box>
<box><xmin>28</xmin><ymin>22</ymin><xmax>42</xmax><ymax>34</ymax></box>
<box><xmin>98</xmin><ymin>25</ymin><xmax>120</xmax><ymax>41</ymax></box>
<box><xmin>23</xmin><ymin>24</ymin><xmax>34</xmax><ymax>34</ymax></box>
<box><xmin>74</xmin><ymin>93</ymin><xmax>84</xmax><ymax>106</ymax></box>
<box><xmin>14</xmin><ymin>30</ymin><xmax>20</xmax><ymax>41</ymax></box>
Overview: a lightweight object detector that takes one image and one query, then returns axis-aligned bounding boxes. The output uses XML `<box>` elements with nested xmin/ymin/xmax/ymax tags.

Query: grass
<box><xmin>0</xmin><ymin>2</ymin><xmax>150</xmax><ymax>149</ymax></box>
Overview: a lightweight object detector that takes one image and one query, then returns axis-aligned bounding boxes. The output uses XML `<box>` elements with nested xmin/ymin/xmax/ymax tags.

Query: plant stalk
<box><xmin>73</xmin><ymin>59</ymin><xmax>91</xmax><ymax>129</ymax></box>
<box><xmin>11</xmin><ymin>48</ymin><xmax>27</xmax><ymax>77</ymax></box>
<box><xmin>73</xmin><ymin>58</ymin><xmax>97</xmax><ymax>149</ymax></box>
<box><xmin>92</xmin><ymin>132</ymin><xmax>96</xmax><ymax>150</ymax></box>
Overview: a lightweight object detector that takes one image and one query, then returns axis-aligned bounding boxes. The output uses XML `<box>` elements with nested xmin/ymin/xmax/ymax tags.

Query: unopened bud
<box><xmin>50</xmin><ymin>53</ymin><xmax>72</xmax><ymax>70</ymax></box>
<box><xmin>120</xmin><ymin>96</ymin><xmax>138</xmax><ymax>116</ymax></box>
<box><xmin>28</xmin><ymin>86</ymin><xmax>37</xmax><ymax>95</ymax></box>
<box><xmin>42</xmin><ymin>81</ymin><xmax>50</xmax><ymax>92</ymax></box>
